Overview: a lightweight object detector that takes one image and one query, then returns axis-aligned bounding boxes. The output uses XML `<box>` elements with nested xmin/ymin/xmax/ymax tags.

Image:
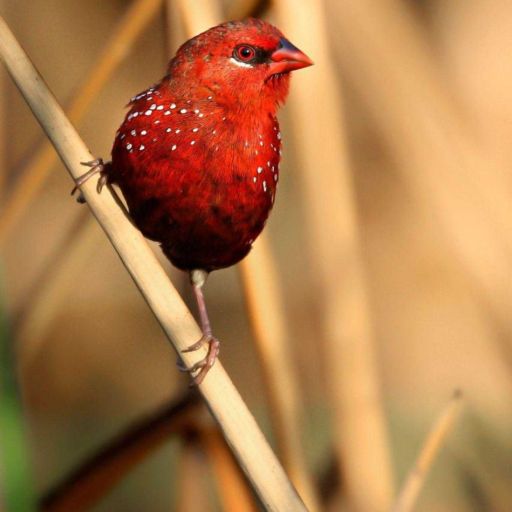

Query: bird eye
<box><xmin>234</xmin><ymin>45</ymin><xmax>256</xmax><ymax>63</ymax></box>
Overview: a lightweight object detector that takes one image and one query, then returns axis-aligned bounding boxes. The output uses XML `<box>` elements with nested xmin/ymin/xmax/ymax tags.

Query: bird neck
<box><xmin>161</xmin><ymin>72</ymin><xmax>289</xmax><ymax>118</ymax></box>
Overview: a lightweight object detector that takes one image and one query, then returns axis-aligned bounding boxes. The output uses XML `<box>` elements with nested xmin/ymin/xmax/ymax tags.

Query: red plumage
<box><xmin>76</xmin><ymin>18</ymin><xmax>312</xmax><ymax>383</ymax></box>
<box><xmin>108</xmin><ymin>18</ymin><xmax>312</xmax><ymax>271</ymax></box>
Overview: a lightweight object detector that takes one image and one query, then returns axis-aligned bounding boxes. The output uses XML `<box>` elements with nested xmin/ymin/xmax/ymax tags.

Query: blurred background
<box><xmin>1</xmin><ymin>0</ymin><xmax>511</xmax><ymax>511</ymax></box>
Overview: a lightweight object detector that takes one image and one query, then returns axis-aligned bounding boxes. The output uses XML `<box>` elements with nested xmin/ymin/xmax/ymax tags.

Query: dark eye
<box><xmin>234</xmin><ymin>45</ymin><xmax>256</xmax><ymax>63</ymax></box>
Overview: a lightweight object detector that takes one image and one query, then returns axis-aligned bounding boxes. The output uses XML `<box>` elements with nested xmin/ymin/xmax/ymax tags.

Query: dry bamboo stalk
<box><xmin>392</xmin><ymin>391</ymin><xmax>464</xmax><ymax>512</ymax></box>
<box><xmin>0</xmin><ymin>0</ymin><xmax>163</xmax><ymax>245</ymax></box>
<box><xmin>239</xmin><ymin>241</ymin><xmax>320</xmax><ymax>512</ymax></box>
<box><xmin>0</xmin><ymin>16</ymin><xmax>306</xmax><ymax>512</ymax></box>
<box><xmin>42</xmin><ymin>393</ymin><xmax>200</xmax><ymax>512</ymax></box>
<box><xmin>172</xmin><ymin>4</ymin><xmax>318</xmax><ymax>509</ymax></box>
<box><xmin>273</xmin><ymin>1</ymin><xmax>394</xmax><ymax>511</ymax></box>
<box><xmin>200</xmin><ymin>427</ymin><xmax>259</xmax><ymax>512</ymax></box>
<box><xmin>332</xmin><ymin>0</ymin><xmax>512</xmax><ymax>328</ymax></box>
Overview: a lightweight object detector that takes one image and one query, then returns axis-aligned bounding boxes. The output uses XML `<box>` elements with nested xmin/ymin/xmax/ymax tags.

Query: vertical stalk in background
<box><xmin>226</xmin><ymin>0</ymin><xmax>267</xmax><ymax>19</ymax></box>
<box><xmin>332</xmin><ymin>0</ymin><xmax>512</xmax><ymax>328</ymax></box>
<box><xmin>239</xmin><ymin>240</ymin><xmax>320</xmax><ymax>512</ymax></box>
<box><xmin>0</xmin><ymin>0</ymin><xmax>163</xmax><ymax>245</ymax></box>
<box><xmin>174</xmin><ymin>0</ymin><xmax>223</xmax><ymax>35</ymax></box>
<box><xmin>273</xmin><ymin>1</ymin><xmax>394</xmax><ymax>511</ymax></box>
<box><xmin>0</xmin><ymin>297</ymin><xmax>35</xmax><ymax>512</ymax></box>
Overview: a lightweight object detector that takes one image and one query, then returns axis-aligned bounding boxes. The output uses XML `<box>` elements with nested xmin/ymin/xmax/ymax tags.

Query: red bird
<box><xmin>74</xmin><ymin>19</ymin><xmax>312</xmax><ymax>383</ymax></box>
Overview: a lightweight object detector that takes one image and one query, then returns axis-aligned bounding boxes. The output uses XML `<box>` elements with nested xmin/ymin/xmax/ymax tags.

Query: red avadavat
<box><xmin>74</xmin><ymin>19</ymin><xmax>312</xmax><ymax>383</ymax></box>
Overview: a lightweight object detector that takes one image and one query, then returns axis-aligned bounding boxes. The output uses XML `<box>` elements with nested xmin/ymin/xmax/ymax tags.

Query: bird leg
<box><xmin>71</xmin><ymin>159</ymin><xmax>108</xmax><ymax>203</ymax></box>
<box><xmin>179</xmin><ymin>270</ymin><xmax>220</xmax><ymax>385</ymax></box>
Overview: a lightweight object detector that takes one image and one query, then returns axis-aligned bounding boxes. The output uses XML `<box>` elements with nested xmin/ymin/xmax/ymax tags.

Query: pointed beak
<box><xmin>269</xmin><ymin>38</ymin><xmax>313</xmax><ymax>75</ymax></box>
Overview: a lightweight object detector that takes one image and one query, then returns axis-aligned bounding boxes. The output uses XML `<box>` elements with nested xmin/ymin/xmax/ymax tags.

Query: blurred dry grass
<box><xmin>1</xmin><ymin>0</ymin><xmax>512</xmax><ymax>511</ymax></box>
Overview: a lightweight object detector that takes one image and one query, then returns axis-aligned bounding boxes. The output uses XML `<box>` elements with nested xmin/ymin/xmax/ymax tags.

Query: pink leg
<box><xmin>178</xmin><ymin>271</ymin><xmax>220</xmax><ymax>385</ymax></box>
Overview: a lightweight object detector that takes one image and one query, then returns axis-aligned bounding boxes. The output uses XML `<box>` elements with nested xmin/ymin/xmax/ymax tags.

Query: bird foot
<box><xmin>178</xmin><ymin>334</ymin><xmax>220</xmax><ymax>385</ymax></box>
<box><xmin>71</xmin><ymin>158</ymin><xmax>108</xmax><ymax>203</ymax></box>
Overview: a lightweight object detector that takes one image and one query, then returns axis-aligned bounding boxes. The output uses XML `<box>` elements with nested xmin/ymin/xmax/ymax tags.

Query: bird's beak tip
<box><xmin>270</xmin><ymin>38</ymin><xmax>313</xmax><ymax>72</ymax></box>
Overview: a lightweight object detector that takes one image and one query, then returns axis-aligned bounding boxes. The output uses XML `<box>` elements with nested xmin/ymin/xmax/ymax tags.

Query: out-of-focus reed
<box><xmin>274</xmin><ymin>1</ymin><xmax>394</xmax><ymax>510</ymax></box>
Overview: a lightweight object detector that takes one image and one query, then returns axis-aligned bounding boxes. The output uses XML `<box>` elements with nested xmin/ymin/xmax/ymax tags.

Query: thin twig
<box><xmin>0</xmin><ymin>16</ymin><xmax>306</xmax><ymax>511</ymax></box>
<box><xmin>392</xmin><ymin>390</ymin><xmax>465</xmax><ymax>512</ymax></box>
<box><xmin>0</xmin><ymin>0</ymin><xmax>163</xmax><ymax>245</ymax></box>
<box><xmin>273</xmin><ymin>1</ymin><xmax>394</xmax><ymax>510</ymax></box>
<box><xmin>41</xmin><ymin>393</ymin><xmax>201</xmax><ymax>512</ymax></box>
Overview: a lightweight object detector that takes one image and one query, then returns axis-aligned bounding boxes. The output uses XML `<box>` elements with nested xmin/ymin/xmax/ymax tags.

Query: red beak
<box><xmin>269</xmin><ymin>38</ymin><xmax>313</xmax><ymax>75</ymax></box>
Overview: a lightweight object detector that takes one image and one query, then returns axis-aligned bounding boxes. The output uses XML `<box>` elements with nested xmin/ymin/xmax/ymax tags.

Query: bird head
<box><xmin>168</xmin><ymin>18</ymin><xmax>313</xmax><ymax>111</ymax></box>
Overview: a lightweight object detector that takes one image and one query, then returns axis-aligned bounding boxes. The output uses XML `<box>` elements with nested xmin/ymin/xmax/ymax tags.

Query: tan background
<box><xmin>1</xmin><ymin>0</ymin><xmax>512</xmax><ymax>511</ymax></box>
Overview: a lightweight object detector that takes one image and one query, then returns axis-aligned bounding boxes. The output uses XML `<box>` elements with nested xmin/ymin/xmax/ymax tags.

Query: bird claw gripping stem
<box><xmin>177</xmin><ymin>333</ymin><xmax>220</xmax><ymax>386</ymax></box>
<box><xmin>71</xmin><ymin>158</ymin><xmax>108</xmax><ymax>203</ymax></box>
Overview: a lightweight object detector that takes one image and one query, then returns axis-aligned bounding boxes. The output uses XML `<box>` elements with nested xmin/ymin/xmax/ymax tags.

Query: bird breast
<box><xmin>109</xmin><ymin>89</ymin><xmax>282</xmax><ymax>269</ymax></box>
